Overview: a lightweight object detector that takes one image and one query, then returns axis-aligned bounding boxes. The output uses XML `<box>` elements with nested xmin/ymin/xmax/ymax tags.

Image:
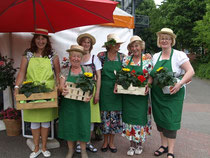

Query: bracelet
<box><xmin>14</xmin><ymin>85</ymin><xmax>19</xmax><ymax>89</ymax></box>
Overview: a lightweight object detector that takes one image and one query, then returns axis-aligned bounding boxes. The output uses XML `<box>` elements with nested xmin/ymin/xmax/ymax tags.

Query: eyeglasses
<box><xmin>160</xmin><ymin>38</ymin><xmax>171</xmax><ymax>41</ymax></box>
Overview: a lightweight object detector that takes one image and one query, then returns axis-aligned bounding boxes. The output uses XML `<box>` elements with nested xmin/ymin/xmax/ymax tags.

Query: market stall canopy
<box><xmin>0</xmin><ymin>0</ymin><xmax>117</xmax><ymax>33</ymax></box>
<box><xmin>101</xmin><ymin>7</ymin><xmax>134</xmax><ymax>29</ymax></box>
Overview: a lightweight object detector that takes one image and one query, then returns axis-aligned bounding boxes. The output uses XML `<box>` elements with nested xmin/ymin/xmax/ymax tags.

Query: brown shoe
<box><xmin>66</xmin><ymin>149</ymin><xmax>74</xmax><ymax>158</ymax></box>
<box><xmin>81</xmin><ymin>150</ymin><xmax>88</xmax><ymax>158</ymax></box>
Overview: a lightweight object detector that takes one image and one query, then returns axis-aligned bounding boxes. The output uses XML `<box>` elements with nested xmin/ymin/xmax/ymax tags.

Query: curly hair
<box><xmin>28</xmin><ymin>34</ymin><xmax>52</xmax><ymax>57</ymax></box>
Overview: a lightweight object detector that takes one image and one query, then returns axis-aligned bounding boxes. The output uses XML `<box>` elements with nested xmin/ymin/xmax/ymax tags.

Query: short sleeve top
<box><xmin>60</xmin><ymin>65</ymin><xmax>93</xmax><ymax>81</ymax></box>
<box><xmin>97</xmin><ymin>51</ymin><xmax>125</xmax><ymax>68</ymax></box>
<box><xmin>122</xmin><ymin>54</ymin><xmax>153</xmax><ymax>73</ymax></box>
<box><xmin>152</xmin><ymin>49</ymin><xmax>189</xmax><ymax>77</ymax></box>
<box><xmin>23</xmin><ymin>49</ymin><xmax>57</xmax><ymax>69</ymax></box>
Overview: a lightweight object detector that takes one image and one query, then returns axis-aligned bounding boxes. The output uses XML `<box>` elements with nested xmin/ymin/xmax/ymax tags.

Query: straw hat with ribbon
<box><xmin>66</xmin><ymin>45</ymin><xmax>86</xmax><ymax>55</ymax></box>
<box><xmin>127</xmin><ymin>35</ymin><xmax>145</xmax><ymax>52</ymax></box>
<box><xmin>156</xmin><ymin>28</ymin><xmax>176</xmax><ymax>47</ymax></box>
<box><xmin>103</xmin><ymin>33</ymin><xmax>124</xmax><ymax>47</ymax></box>
<box><xmin>77</xmin><ymin>33</ymin><xmax>96</xmax><ymax>45</ymax></box>
<box><xmin>33</xmin><ymin>28</ymin><xmax>50</xmax><ymax>37</ymax></box>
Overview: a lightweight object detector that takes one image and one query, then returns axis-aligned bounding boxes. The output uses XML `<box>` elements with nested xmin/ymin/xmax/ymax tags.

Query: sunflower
<box><xmin>84</xmin><ymin>72</ymin><xmax>93</xmax><ymax>78</ymax></box>
<box><xmin>156</xmin><ymin>67</ymin><xmax>164</xmax><ymax>72</ymax></box>
<box><xmin>122</xmin><ymin>68</ymin><xmax>131</xmax><ymax>72</ymax></box>
<box><xmin>22</xmin><ymin>81</ymin><xmax>33</xmax><ymax>84</ymax></box>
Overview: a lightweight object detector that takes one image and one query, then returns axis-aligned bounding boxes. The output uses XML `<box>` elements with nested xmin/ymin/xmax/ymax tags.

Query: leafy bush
<box><xmin>0</xmin><ymin>55</ymin><xmax>17</xmax><ymax>90</ymax></box>
<box><xmin>196</xmin><ymin>62</ymin><xmax>210</xmax><ymax>79</ymax></box>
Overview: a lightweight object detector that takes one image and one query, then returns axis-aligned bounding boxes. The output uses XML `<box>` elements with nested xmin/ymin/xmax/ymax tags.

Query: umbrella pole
<box><xmin>9</xmin><ymin>32</ymin><xmax>12</xmax><ymax>58</ymax></box>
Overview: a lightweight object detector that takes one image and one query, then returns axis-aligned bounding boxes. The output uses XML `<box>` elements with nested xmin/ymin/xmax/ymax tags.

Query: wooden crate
<box><xmin>116</xmin><ymin>84</ymin><xmax>146</xmax><ymax>96</ymax></box>
<box><xmin>15</xmin><ymin>88</ymin><xmax>58</xmax><ymax>110</ymax></box>
<box><xmin>64</xmin><ymin>82</ymin><xmax>90</xmax><ymax>101</ymax></box>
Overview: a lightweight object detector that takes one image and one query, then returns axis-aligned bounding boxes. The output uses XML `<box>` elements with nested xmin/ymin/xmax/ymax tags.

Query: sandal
<box><xmin>167</xmin><ymin>153</ymin><xmax>175</xmax><ymax>158</ymax></box>
<box><xmin>154</xmin><ymin>146</ymin><xmax>168</xmax><ymax>156</ymax></box>
<box><xmin>75</xmin><ymin>144</ymin><xmax>81</xmax><ymax>153</ymax></box>
<box><xmin>86</xmin><ymin>143</ymin><xmax>97</xmax><ymax>152</ymax></box>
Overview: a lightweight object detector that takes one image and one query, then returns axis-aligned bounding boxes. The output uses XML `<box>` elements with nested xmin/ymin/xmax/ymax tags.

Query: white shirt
<box><xmin>152</xmin><ymin>49</ymin><xmax>189</xmax><ymax>77</ymax></box>
<box><xmin>82</xmin><ymin>54</ymin><xmax>102</xmax><ymax>71</ymax></box>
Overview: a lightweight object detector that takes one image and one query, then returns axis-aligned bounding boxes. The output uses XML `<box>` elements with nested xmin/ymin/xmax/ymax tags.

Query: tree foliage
<box><xmin>135</xmin><ymin>0</ymin><xmax>206</xmax><ymax>53</ymax></box>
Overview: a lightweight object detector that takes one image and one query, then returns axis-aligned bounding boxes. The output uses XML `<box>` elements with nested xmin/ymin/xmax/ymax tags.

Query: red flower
<box><xmin>130</xmin><ymin>127</ymin><xmax>136</xmax><ymax>136</ymax></box>
<box><xmin>131</xmin><ymin>70</ymin><xmax>136</xmax><ymax>74</ymax></box>
<box><xmin>0</xmin><ymin>61</ymin><xmax>4</xmax><ymax>66</ymax></box>
<box><xmin>63</xmin><ymin>57</ymin><xmax>68</xmax><ymax>61</ymax></box>
<box><xmin>137</xmin><ymin>75</ymin><xmax>146</xmax><ymax>83</ymax></box>
<box><xmin>143</xmin><ymin>69</ymin><xmax>148</xmax><ymax>74</ymax></box>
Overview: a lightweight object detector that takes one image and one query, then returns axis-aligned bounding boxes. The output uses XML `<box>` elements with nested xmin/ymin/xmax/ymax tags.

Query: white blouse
<box><xmin>152</xmin><ymin>49</ymin><xmax>189</xmax><ymax>77</ymax></box>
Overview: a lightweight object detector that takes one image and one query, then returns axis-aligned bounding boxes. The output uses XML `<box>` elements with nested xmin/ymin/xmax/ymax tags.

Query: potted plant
<box><xmin>0</xmin><ymin>54</ymin><xmax>17</xmax><ymax>91</ymax></box>
<box><xmin>0</xmin><ymin>107</ymin><xmax>21</xmax><ymax>136</ymax></box>
<box><xmin>153</xmin><ymin>67</ymin><xmax>178</xmax><ymax>94</ymax></box>
<box><xmin>115</xmin><ymin>68</ymin><xmax>148</xmax><ymax>95</ymax></box>
<box><xmin>65</xmin><ymin>72</ymin><xmax>95</xmax><ymax>101</ymax></box>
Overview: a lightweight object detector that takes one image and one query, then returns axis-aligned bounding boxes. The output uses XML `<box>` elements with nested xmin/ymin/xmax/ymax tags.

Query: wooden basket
<box><xmin>116</xmin><ymin>84</ymin><xmax>146</xmax><ymax>96</ymax></box>
<box><xmin>64</xmin><ymin>82</ymin><xmax>90</xmax><ymax>101</ymax></box>
<box><xmin>3</xmin><ymin>119</ymin><xmax>21</xmax><ymax>136</ymax></box>
<box><xmin>15</xmin><ymin>88</ymin><xmax>58</xmax><ymax>110</ymax></box>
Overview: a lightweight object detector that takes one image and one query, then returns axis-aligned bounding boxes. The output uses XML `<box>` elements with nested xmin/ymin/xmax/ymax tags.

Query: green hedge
<box><xmin>194</xmin><ymin>62</ymin><xmax>210</xmax><ymax>79</ymax></box>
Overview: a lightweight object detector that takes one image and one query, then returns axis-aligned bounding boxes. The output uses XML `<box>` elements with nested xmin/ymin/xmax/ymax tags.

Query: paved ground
<box><xmin>0</xmin><ymin>77</ymin><xmax>210</xmax><ymax>158</ymax></box>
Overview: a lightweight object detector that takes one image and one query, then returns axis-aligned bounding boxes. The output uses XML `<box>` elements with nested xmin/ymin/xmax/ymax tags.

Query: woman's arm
<box><xmin>59</xmin><ymin>77</ymin><xmax>68</xmax><ymax>96</ymax></box>
<box><xmin>53</xmin><ymin>55</ymin><xmax>61</xmax><ymax>87</ymax></box>
<box><xmin>170</xmin><ymin>61</ymin><xmax>195</xmax><ymax>94</ymax></box>
<box><xmin>94</xmin><ymin>70</ymin><xmax>101</xmax><ymax>104</ymax></box>
<box><xmin>14</xmin><ymin>56</ymin><xmax>28</xmax><ymax>95</ymax></box>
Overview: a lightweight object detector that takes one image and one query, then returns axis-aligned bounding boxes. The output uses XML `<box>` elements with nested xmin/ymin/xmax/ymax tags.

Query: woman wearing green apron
<box><xmin>97</xmin><ymin>33</ymin><xmax>125</xmax><ymax>153</ymax></box>
<box><xmin>75</xmin><ymin>33</ymin><xmax>101</xmax><ymax>153</ymax></box>
<box><xmin>121</xmin><ymin>36</ymin><xmax>153</xmax><ymax>156</ymax></box>
<box><xmin>59</xmin><ymin>45</ymin><xmax>92</xmax><ymax>158</ymax></box>
<box><xmin>15</xmin><ymin>28</ymin><xmax>60</xmax><ymax>158</ymax></box>
<box><xmin>150</xmin><ymin>28</ymin><xmax>194</xmax><ymax>158</ymax></box>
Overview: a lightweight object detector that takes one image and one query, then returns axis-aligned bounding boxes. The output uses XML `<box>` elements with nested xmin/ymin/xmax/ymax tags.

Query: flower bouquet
<box><xmin>16</xmin><ymin>81</ymin><xmax>58</xmax><ymax>110</ymax></box>
<box><xmin>115</xmin><ymin>68</ymin><xmax>148</xmax><ymax>95</ymax></box>
<box><xmin>153</xmin><ymin>67</ymin><xmax>178</xmax><ymax>94</ymax></box>
<box><xmin>0</xmin><ymin>108</ymin><xmax>21</xmax><ymax>136</ymax></box>
<box><xmin>65</xmin><ymin>72</ymin><xmax>95</xmax><ymax>101</ymax></box>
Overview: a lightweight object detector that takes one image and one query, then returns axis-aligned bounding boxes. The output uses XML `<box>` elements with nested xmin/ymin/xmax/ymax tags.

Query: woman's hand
<box><xmin>84</xmin><ymin>94</ymin><xmax>93</xmax><ymax>102</ymax></box>
<box><xmin>170</xmin><ymin>82</ymin><xmax>182</xmax><ymax>95</ymax></box>
<box><xmin>61</xmin><ymin>84</ymin><xmax>69</xmax><ymax>96</ymax></box>
<box><xmin>145</xmin><ymin>83</ymin><xmax>150</xmax><ymax>95</ymax></box>
<box><xmin>94</xmin><ymin>94</ymin><xmax>99</xmax><ymax>104</ymax></box>
<box><xmin>113</xmin><ymin>83</ymin><xmax>118</xmax><ymax>94</ymax></box>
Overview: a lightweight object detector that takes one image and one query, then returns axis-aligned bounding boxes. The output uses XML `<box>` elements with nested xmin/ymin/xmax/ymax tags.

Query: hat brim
<box><xmin>32</xmin><ymin>33</ymin><xmax>51</xmax><ymax>37</ymax></box>
<box><xmin>102</xmin><ymin>42</ymin><xmax>124</xmax><ymax>47</ymax></box>
<box><xmin>127</xmin><ymin>40</ymin><xmax>144</xmax><ymax>51</ymax></box>
<box><xmin>66</xmin><ymin>48</ymin><xmax>86</xmax><ymax>55</ymax></box>
<box><xmin>77</xmin><ymin>33</ymin><xmax>96</xmax><ymax>45</ymax></box>
<box><xmin>156</xmin><ymin>31</ymin><xmax>176</xmax><ymax>38</ymax></box>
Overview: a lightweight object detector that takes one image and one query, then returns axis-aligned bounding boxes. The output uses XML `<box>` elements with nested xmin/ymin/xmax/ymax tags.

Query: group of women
<box><xmin>15</xmin><ymin>27</ymin><xmax>194</xmax><ymax>158</ymax></box>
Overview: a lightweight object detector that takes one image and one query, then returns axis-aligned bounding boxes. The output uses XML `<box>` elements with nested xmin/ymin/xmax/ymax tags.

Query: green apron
<box><xmin>100</xmin><ymin>52</ymin><xmax>122</xmax><ymax>111</ymax></box>
<box><xmin>122</xmin><ymin>55</ymin><xmax>148</xmax><ymax>125</ymax></box>
<box><xmin>58</xmin><ymin>66</ymin><xmax>90</xmax><ymax>142</ymax></box>
<box><xmin>23</xmin><ymin>57</ymin><xmax>58</xmax><ymax>122</ymax></box>
<box><xmin>150</xmin><ymin>49</ymin><xmax>185</xmax><ymax>130</ymax></box>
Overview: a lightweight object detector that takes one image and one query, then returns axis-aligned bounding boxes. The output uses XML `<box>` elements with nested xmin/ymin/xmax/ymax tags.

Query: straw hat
<box><xmin>103</xmin><ymin>33</ymin><xmax>124</xmax><ymax>47</ymax></box>
<box><xmin>127</xmin><ymin>35</ymin><xmax>144</xmax><ymax>51</ymax></box>
<box><xmin>66</xmin><ymin>45</ymin><xmax>86</xmax><ymax>55</ymax></box>
<box><xmin>77</xmin><ymin>33</ymin><xmax>96</xmax><ymax>45</ymax></box>
<box><xmin>156</xmin><ymin>28</ymin><xmax>176</xmax><ymax>47</ymax></box>
<box><xmin>33</xmin><ymin>28</ymin><xmax>50</xmax><ymax>37</ymax></box>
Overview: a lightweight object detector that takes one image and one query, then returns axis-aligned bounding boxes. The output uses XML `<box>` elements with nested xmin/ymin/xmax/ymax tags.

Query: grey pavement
<box><xmin>0</xmin><ymin>77</ymin><xmax>210</xmax><ymax>158</ymax></box>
